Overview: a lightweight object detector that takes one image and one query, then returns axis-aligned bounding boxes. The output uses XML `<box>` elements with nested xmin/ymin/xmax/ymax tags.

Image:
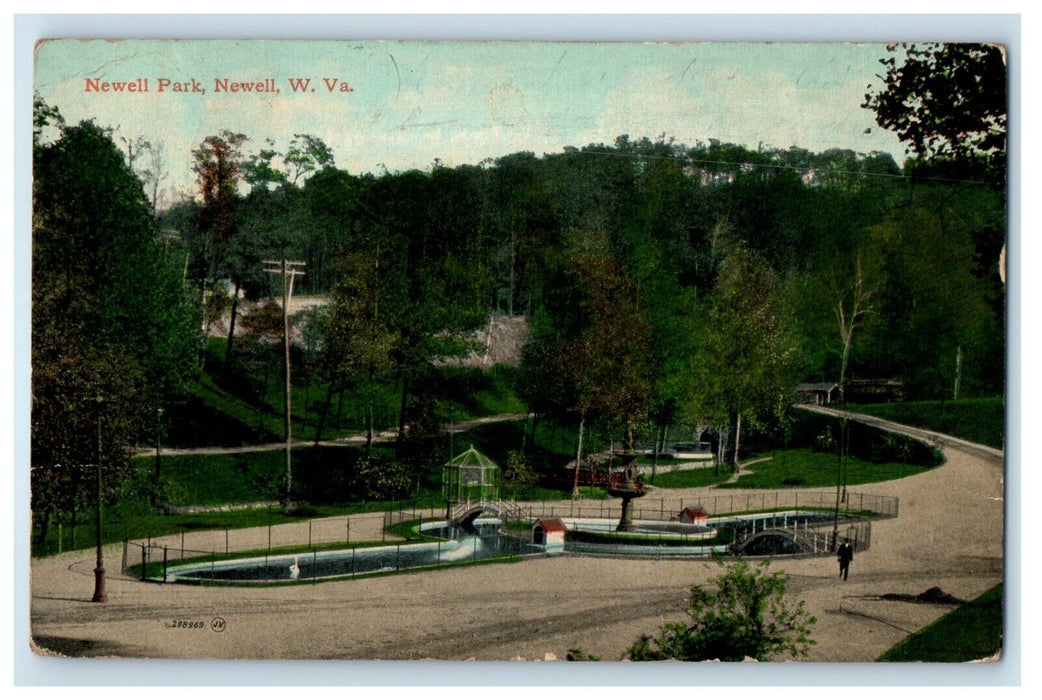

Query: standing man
<box><xmin>838</xmin><ymin>538</ymin><xmax>854</xmax><ymax>580</ymax></box>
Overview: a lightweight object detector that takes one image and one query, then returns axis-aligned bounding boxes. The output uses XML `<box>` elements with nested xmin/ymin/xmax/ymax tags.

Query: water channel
<box><xmin>165</xmin><ymin>510</ymin><xmax>845</xmax><ymax>584</ymax></box>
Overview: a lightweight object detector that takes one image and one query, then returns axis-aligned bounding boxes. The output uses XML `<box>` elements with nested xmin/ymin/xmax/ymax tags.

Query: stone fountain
<box><xmin>606</xmin><ymin>450</ymin><xmax>647</xmax><ymax>532</ymax></box>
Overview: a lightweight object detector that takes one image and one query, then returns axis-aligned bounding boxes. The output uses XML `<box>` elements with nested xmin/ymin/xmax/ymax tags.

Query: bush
<box><xmin>628</xmin><ymin>560</ymin><xmax>816</xmax><ymax>661</ymax></box>
<box><xmin>503</xmin><ymin>449</ymin><xmax>538</xmax><ymax>486</ymax></box>
<box><xmin>352</xmin><ymin>456</ymin><xmax>412</xmax><ymax>501</ymax></box>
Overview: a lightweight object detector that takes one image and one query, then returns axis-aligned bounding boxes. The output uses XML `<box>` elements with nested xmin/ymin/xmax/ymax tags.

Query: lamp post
<box><xmin>831</xmin><ymin>419</ymin><xmax>842</xmax><ymax>552</ymax></box>
<box><xmin>841</xmin><ymin>418</ymin><xmax>848</xmax><ymax>504</ymax></box>
<box><xmin>92</xmin><ymin>396</ymin><xmax>106</xmax><ymax>603</ymax></box>
<box><xmin>152</xmin><ymin>405</ymin><xmax>164</xmax><ymax>507</ymax></box>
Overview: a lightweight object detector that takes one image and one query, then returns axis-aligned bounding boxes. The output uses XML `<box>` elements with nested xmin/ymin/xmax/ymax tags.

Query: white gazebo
<box><xmin>442</xmin><ymin>445</ymin><xmax>500</xmax><ymax>508</ymax></box>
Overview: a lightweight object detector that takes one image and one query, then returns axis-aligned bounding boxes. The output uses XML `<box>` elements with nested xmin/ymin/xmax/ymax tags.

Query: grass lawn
<box><xmin>649</xmin><ymin>468</ymin><xmax>733</xmax><ymax>489</ymax></box>
<box><xmin>648</xmin><ymin>447</ymin><xmax>938</xmax><ymax>491</ymax></box>
<box><xmin>718</xmin><ymin>448</ymin><xmax>937</xmax><ymax>489</ymax></box>
<box><xmin>845</xmin><ymin>397</ymin><xmax>1004</xmax><ymax>450</ymax></box>
<box><xmin>32</xmin><ymin>495</ymin><xmax>447</xmax><ymax>558</ymax></box>
<box><xmin>32</xmin><ymin>418</ymin><xmax>592</xmax><ymax>557</ymax></box>
<box><xmin>877</xmin><ymin>584</ymin><xmax>1003</xmax><ymax>662</ymax></box>
<box><xmin>168</xmin><ymin>341</ymin><xmax>529</xmax><ymax>449</ymax></box>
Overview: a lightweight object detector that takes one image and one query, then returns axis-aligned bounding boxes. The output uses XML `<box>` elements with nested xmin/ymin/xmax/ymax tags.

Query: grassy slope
<box><xmin>877</xmin><ymin>584</ymin><xmax>1003</xmax><ymax>662</ymax></box>
<box><xmin>167</xmin><ymin>340</ymin><xmax>527</xmax><ymax>449</ymax></box>
<box><xmin>844</xmin><ymin>397</ymin><xmax>1004</xmax><ymax>450</ymax></box>
<box><xmin>718</xmin><ymin>448</ymin><xmax>937</xmax><ymax>490</ymax></box>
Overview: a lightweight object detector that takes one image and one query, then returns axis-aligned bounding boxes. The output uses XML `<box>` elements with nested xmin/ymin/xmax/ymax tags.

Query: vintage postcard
<box><xmin>28</xmin><ymin>37</ymin><xmax>1008</xmax><ymax>669</ymax></box>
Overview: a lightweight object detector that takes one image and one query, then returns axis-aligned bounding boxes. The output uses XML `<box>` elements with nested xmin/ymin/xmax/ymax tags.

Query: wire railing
<box><xmin>123</xmin><ymin>490</ymin><xmax>893</xmax><ymax>581</ymax></box>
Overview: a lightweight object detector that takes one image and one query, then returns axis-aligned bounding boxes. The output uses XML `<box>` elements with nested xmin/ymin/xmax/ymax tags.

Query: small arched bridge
<box><xmin>735</xmin><ymin>524</ymin><xmax>866</xmax><ymax>557</ymax></box>
<box><xmin>450</xmin><ymin>499</ymin><xmax>530</xmax><ymax>528</ymax></box>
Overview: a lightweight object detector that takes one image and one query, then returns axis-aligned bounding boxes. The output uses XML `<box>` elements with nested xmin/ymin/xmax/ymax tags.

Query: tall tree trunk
<box><xmin>225</xmin><ymin>279</ymin><xmax>241</xmax><ymax>365</ymax></box>
<box><xmin>335</xmin><ymin>387</ymin><xmax>345</xmax><ymax>430</ymax></box>
<box><xmin>365</xmin><ymin>404</ymin><xmax>375</xmax><ymax>457</ymax></box>
<box><xmin>398</xmin><ymin>374</ymin><xmax>410</xmax><ymax>439</ymax></box>
<box><xmin>733</xmin><ymin>412</ymin><xmax>743</xmax><ymax>473</ymax></box>
<box><xmin>954</xmin><ymin>345</ymin><xmax>963</xmax><ymax>399</ymax></box>
<box><xmin>572</xmin><ymin>410</ymin><xmax>586</xmax><ymax>498</ymax></box>
<box><xmin>313</xmin><ymin>378</ymin><xmax>337</xmax><ymax>445</ymax></box>
<box><xmin>508</xmin><ymin>228</ymin><xmax>516</xmax><ymax>316</ymax></box>
<box><xmin>715</xmin><ymin>425</ymin><xmax>729</xmax><ymax>476</ymax></box>
<box><xmin>528</xmin><ymin>413</ymin><xmax>540</xmax><ymax>455</ymax></box>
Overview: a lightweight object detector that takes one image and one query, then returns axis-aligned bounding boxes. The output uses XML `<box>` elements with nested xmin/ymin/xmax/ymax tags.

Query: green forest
<box><xmin>30</xmin><ymin>44</ymin><xmax>1006</xmax><ymax>541</ymax></box>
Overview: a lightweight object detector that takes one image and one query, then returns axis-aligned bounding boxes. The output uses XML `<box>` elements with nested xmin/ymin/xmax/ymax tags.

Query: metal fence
<box><xmin>561</xmin><ymin>518</ymin><xmax>872</xmax><ymax>559</ymax></box>
<box><xmin>122</xmin><ymin>512</ymin><xmax>387</xmax><ymax>577</ymax></box>
<box><xmin>510</xmin><ymin>490</ymin><xmax>897</xmax><ymax>525</ymax></box>
<box><xmin>123</xmin><ymin>490</ymin><xmax>893</xmax><ymax>580</ymax></box>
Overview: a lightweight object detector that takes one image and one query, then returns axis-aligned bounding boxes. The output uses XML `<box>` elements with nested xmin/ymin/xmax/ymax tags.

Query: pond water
<box><xmin>166</xmin><ymin>520</ymin><xmax>539</xmax><ymax>584</ymax></box>
<box><xmin>165</xmin><ymin>510</ymin><xmax>845</xmax><ymax>583</ymax></box>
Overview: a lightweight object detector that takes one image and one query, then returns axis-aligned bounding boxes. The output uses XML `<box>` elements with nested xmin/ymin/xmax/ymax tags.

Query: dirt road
<box><xmin>32</xmin><ymin>413</ymin><xmax>1005</xmax><ymax>663</ymax></box>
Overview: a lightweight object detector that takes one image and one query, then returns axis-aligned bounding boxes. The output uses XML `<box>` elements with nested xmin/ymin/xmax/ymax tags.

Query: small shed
<box><xmin>679</xmin><ymin>506</ymin><xmax>709</xmax><ymax>525</ymax></box>
<box><xmin>795</xmin><ymin>382</ymin><xmax>842</xmax><ymax>406</ymax></box>
<box><xmin>532</xmin><ymin>518</ymin><xmax>567</xmax><ymax>553</ymax></box>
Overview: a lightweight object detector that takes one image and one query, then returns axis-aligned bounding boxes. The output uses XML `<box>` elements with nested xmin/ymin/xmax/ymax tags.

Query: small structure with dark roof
<box><xmin>796</xmin><ymin>382</ymin><xmax>842</xmax><ymax>406</ymax></box>
<box><xmin>679</xmin><ymin>506</ymin><xmax>709</xmax><ymax>525</ymax></box>
<box><xmin>532</xmin><ymin>518</ymin><xmax>567</xmax><ymax>553</ymax></box>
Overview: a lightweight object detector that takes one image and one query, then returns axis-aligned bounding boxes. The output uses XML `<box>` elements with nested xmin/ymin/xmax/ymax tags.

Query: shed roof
<box><xmin>534</xmin><ymin>518</ymin><xmax>567</xmax><ymax>533</ymax></box>
<box><xmin>797</xmin><ymin>382</ymin><xmax>840</xmax><ymax>392</ymax></box>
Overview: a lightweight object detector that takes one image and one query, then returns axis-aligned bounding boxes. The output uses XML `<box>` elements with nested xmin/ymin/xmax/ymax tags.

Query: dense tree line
<box><xmin>31</xmin><ymin>42</ymin><xmax>1006</xmax><ymax>514</ymax></box>
<box><xmin>150</xmin><ymin>127</ymin><xmax>1003</xmax><ymax>470</ymax></box>
<box><xmin>32</xmin><ymin>115</ymin><xmax>200</xmax><ymax>540</ymax></box>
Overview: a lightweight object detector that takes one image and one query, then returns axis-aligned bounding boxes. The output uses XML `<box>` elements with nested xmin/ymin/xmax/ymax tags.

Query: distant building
<box><xmin>796</xmin><ymin>382</ymin><xmax>842</xmax><ymax>406</ymax></box>
<box><xmin>843</xmin><ymin>379</ymin><xmax>905</xmax><ymax>404</ymax></box>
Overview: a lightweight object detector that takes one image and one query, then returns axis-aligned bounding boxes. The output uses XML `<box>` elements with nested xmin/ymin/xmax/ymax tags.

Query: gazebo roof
<box><xmin>445</xmin><ymin>445</ymin><xmax>498</xmax><ymax>469</ymax></box>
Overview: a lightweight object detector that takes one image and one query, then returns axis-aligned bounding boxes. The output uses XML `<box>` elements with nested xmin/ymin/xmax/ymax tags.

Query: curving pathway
<box><xmin>32</xmin><ymin>409</ymin><xmax>1005</xmax><ymax>662</ymax></box>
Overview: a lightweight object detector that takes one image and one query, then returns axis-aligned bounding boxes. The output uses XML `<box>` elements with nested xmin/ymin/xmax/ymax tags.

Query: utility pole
<box><xmin>832</xmin><ymin>418</ymin><xmax>847</xmax><ymax>551</ymax></box>
<box><xmin>264</xmin><ymin>259</ymin><xmax>306</xmax><ymax>513</ymax></box>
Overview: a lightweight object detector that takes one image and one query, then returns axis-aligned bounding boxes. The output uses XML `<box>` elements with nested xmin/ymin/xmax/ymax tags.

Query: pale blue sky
<box><xmin>35</xmin><ymin>39</ymin><xmax>907</xmax><ymax>201</ymax></box>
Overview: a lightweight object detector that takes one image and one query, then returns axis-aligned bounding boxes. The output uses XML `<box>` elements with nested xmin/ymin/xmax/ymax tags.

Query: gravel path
<box><xmin>31</xmin><ymin>414</ymin><xmax>1005</xmax><ymax>662</ymax></box>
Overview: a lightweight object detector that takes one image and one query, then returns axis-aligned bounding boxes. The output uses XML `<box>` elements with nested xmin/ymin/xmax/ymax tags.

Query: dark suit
<box><xmin>837</xmin><ymin>542</ymin><xmax>854</xmax><ymax>580</ymax></box>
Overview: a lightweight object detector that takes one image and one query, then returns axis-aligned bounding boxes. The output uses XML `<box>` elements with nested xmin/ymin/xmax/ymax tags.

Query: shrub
<box><xmin>628</xmin><ymin>560</ymin><xmax>816</xmax><ymax>661</ymax></box>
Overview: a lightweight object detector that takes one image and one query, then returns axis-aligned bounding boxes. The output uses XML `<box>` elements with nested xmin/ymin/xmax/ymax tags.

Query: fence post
<box><xmin>141</xmin><ymin>547</ymin><xmax>148</xmax><ymax>582</ymax></box>
<box><xmin>308</xmin><ymin>520</ymin><xmax>313</xmax><ymax>549</ymax></box>
<box><xmin>121</xmin><ymin>540</ymin><xmax>128</xmax><ymax>575</ymax></box>
<box><xmin>163</xmin><ymin>546</ymin><xmax>168</xmax><ymax>583</ymax></box>
<box><xmin>180</xmin><ymin>531</ymin><xmax>185</xmax><ymax>560</ymax></box>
